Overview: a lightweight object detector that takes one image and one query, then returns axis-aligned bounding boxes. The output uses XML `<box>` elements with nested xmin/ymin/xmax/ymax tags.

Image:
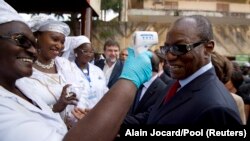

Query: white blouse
<box><xmin>0</xmin><ymin>85</ymin><xmax>67</xmax><ymax>141</ymax></box>
<box><xmin>17</xmin><ymin>57</ymin><xmax>90</xmax><ymax>120</ymax></box>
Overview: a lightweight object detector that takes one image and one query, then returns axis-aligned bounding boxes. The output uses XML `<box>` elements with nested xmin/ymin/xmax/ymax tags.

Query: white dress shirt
<box><xmin>103</xmin><ymin>61</ymin><xmax>116</xmax><ymax>85</ymax></box>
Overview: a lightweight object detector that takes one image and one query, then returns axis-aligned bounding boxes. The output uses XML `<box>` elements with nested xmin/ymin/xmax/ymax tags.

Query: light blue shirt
<box><xmin>179</xmin><ymin>62</ymin><xmax>213</xmax><ymax>89</ymax></box>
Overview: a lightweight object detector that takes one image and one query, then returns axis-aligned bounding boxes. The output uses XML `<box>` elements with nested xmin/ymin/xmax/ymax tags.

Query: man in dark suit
<box><xmin>147</xmin><ymin>15</ymin><xmax>242</xmax><ymax>125</ymax></box>
<box><xmin>128</xmin><ymin>55</ymin><xmax>166</xmax><ymax>116</ymax></box>
<box><xmin>124</xmin><ymin>15</ymin><xmax>242</xmax><ymax>125</ymax></box>
<box><xmin>95</xmin><ymin>39</ymin><xmax>124</xmax><ymax>88</ymax></box>
<box><xmin>124</xmin><ymin>77</ymin><xmax>166</xmax><ymax>124</ymax></box>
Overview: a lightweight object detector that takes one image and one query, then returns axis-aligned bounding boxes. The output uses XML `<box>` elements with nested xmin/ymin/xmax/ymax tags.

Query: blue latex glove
<box><xmin>119</xmin><ymin>48</ymin><xmax>153</xmax><ymax>88</ymax></box>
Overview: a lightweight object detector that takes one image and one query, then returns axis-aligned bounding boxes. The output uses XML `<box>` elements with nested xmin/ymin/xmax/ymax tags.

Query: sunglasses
<box><xmin>0</xmin><ymin>34</ymin><xmax>36</xmax><ymax>49</ymax></box>
<box><xmin>160</xmin><ymin>40</ymin><xmax>207</xmax><ymax>56</ymax></box>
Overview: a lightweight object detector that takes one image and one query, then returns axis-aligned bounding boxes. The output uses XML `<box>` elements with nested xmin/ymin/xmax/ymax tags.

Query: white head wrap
<box><xmin>62</xmin><ymin>35</ymin><xmax>91</xmax><ymax>61</ymax></box>
<box><xmin>0</xmin><ymin>0</ymin><xmax>26</xmax><ymax>25</ymax></box>
<box><xmin>28</xmin><ymin>14</ymin><xmax>70</xmax><ymax>36</ymax></box>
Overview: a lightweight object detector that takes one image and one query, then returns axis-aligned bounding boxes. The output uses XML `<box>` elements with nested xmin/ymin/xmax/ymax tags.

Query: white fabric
<box><xmin>82</xmin><ymin>63</ymin><xmax>108</xmax><ymax>108</ymax></box>
<box><xmin>62</xmin><ymin>36</ymin><xmax>91</xmax><ymax>62</ymax></box>
<box><xmin>243</xmin><ymin>62</ymin><xmax>250</xmax><ymax>67</ymax></box>
<box><xmin>0</xmin><ymin>0</ymin><xmax>26</xmax><ymax>25</ymax></box>
<box><xmin>0</xmin><ymin>85</ymin><xmax>67</xmax><ymax>141</ymax></box>
<box><xmin>17</xmin><ymin>57</ymin><xmax>90</xmax><ymax>121</ymax></box>
<box><xmin>103</xmin><ymin>61</ymin><xmax>116</xmax><ymax>85</ymax></box>
<box><xmin>28</xmin><ymin>14</ymin><xmax>70</xmax><ymax>36</ymax></box>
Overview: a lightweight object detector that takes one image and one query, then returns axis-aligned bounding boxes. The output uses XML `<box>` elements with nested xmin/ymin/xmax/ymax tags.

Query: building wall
<box><xmin>142</xmin><ymin>0</ymin><xmax>250</xmax><ymax>13</ymax></box>
<box><xmin>91</xmin><ymin>21</ymin><xmax>250</xmax><ymax>57</ymax></box>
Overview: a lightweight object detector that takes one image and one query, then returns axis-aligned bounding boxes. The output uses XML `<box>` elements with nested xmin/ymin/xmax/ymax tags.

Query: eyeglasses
<box><xmin>160</xmin><ymin>40</ymin><xmax>207</xmax><ymax>56</ymax></box>
<box><xmin>0</xmin><ymin>34</ymin><xmax>36</xmax><ymax>49</ymax></box>
<box><xmin>79</xmin><ymin>49</ymin><xmax>94</xmax><ymax>55</ymax></box>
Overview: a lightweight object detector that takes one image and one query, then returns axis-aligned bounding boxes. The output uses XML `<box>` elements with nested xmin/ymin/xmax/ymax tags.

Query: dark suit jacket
<box><xmin>146</xmin><ymin>68</ymin><xmax>242</xmax><ymax>125</ymax></box>
<box><xmin>95</xmin><ymin>59</ymin><xmax>123</xmax><ymax>88</ymax></box>
<box><xmin>124</xmin><ymin>77</ymin><xmax>167</xmax><ymax>124</ymax></box>
<box><xmin>159</xmin><ymin>72</ymin><xmax>173</xmax><ymax>86</ymax></box>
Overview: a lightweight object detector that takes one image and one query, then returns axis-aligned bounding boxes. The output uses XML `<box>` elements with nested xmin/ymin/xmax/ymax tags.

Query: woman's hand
<box><xmin>64</xmin><ymin>108</ymin><xmax>90</xmax><ymax>129</ymax></box>
<box><xmin>52</xmin><ymin>84</ymin><xmax>78</xmax><ymax>112</ymax></box>
<box><xmin>72</xmin><ymin>107</ymin><xmax>90</xmax><ymax>120</ymax></box>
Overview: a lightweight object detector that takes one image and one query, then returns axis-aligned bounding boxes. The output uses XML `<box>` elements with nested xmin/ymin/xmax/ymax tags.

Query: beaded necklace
<box><xmin>35</xmin><ymin>59</ymin><xmax>55</xmax><ymax>69</ymax></box>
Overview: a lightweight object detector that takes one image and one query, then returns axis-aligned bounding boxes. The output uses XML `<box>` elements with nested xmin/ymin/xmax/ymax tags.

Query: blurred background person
<box><xmin>241</xmin><ymin>62</ymin><xmax>250</xmax><ymax>84</ymax></box>
<box><xmin>119</xmin><ymin>48</ymin><xmax>128</xmax><ymax>62</ymax></box>
<box><xmin>95</xmin><ymin>39</ymin><xmax>124</xmax><ymax>88</ymax></box>
<box><xmin>211</xmin><ymin>51</ymin><xmax>246</xmax><ymax>124</ymax></box>
<box><xmin>238</xmin><ymin>83</ymin><xmax>250</xmax><ymax>125</ymax></box>
<box><xmin>154</xmin><ymin>48</ymin><xmax>172</xmax><ymax>85</ymax></box>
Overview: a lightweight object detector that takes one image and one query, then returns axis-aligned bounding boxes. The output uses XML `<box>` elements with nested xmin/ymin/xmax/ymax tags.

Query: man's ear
<box><xmin>203</xmin><ymin>40</ymin><xmax>214</xmax><ymax>60</ymax></box>
<box><xmin>205</xmin><ymin>40</ymin><xmax>214</xmax><ymax>53</ymax></box>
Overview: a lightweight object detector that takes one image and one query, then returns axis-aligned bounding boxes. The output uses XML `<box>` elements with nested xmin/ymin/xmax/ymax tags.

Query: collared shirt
<box><xmin>139</xmin><ymin>74</ymin><xmax>158</xmax><ymax>101</ymax></box>
<box><xmin>103</xmin><ymin>61</ymin><xmax>117</xmax><ymax>84</ymax></box>
<box><xmin>179</xmin><ymin>62</ymin><xmax>213</xmax><ymax>88</ymax></box>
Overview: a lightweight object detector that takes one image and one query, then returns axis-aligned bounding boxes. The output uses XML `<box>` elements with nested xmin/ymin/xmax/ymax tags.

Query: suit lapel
<box><xmin>108</xmin><ymin>60</ymin><xmax>121</xmax><ymax>84</ymax></box>
<box><xmin>109</xmin><ymin>61</ymin><xmax>119</xmax><ymax>82</ymax></box>
<box><xmin>154</xmin><ymin>88</ymin><xmax>195</xmax><ymax>122</ymax></box>
<box><xmin>136</xmin><ymin>79</ymin><xmax>159</xmax><ymax>111</ymax></box>
<box><xmin>150</xmin><ymin>68</ymin><xmax>215</xmax><ymax>123</ymax></box>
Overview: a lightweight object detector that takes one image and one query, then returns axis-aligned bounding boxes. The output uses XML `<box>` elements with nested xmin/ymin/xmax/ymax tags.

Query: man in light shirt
<box><xmin>95</xmin><ymin>39</ymin><xmax>124</xmax><ymax>88</ymax></box>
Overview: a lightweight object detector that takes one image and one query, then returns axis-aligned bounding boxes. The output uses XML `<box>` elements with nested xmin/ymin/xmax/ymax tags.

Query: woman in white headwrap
<box><xmin>16</xmin><ymin>14</ymin><xmax>90</xmax><ymax>124</ymax></box>
<box><xmin>0</xmin><ymin>1</ymin><xmax>69</xmax><ymax>140</ymax></box>
<box><xmin>63</xmin><ymin>36</ymin><xmax>109</xmax><ymax>109</ymax></box>
<box><xmin>0</xmin><ymin>1</ymin><xmax>154</xmax><ymax>140</ymax></box>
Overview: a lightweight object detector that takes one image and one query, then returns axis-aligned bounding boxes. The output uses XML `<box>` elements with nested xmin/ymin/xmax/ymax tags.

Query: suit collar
<box><xmin>143</xmin><ymin>74</ymin><xmax>158</xmax><ymax>89</ymax></box>
<box><xmin>179</xmin><ymin>62</ymin><xmax>212</xmax><ymax>88</ymax></box>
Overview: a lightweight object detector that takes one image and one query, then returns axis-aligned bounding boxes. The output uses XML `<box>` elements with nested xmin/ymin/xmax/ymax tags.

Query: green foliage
<box><xmin>93</xmin><ymin>20</ymin><xmax>119</xmax><ymax>39</ymax></box>
<box><xmin>101</xmin><ymin>0</ymin><xmax>122</xmax><ymax>13</ymax></box>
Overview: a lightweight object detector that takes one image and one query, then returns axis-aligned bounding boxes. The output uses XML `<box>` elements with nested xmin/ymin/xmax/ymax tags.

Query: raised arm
<box><xmin>64</xmin><ymin>48</ymin><xmax>153</xmax><ymax>141</ymax></box>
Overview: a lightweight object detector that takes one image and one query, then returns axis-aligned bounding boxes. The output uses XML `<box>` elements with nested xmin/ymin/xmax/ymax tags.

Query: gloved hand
<box><xmin>119</xmin><ymin>48</ymin><xmax>153</xmax><ymax>88</ymax></box>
